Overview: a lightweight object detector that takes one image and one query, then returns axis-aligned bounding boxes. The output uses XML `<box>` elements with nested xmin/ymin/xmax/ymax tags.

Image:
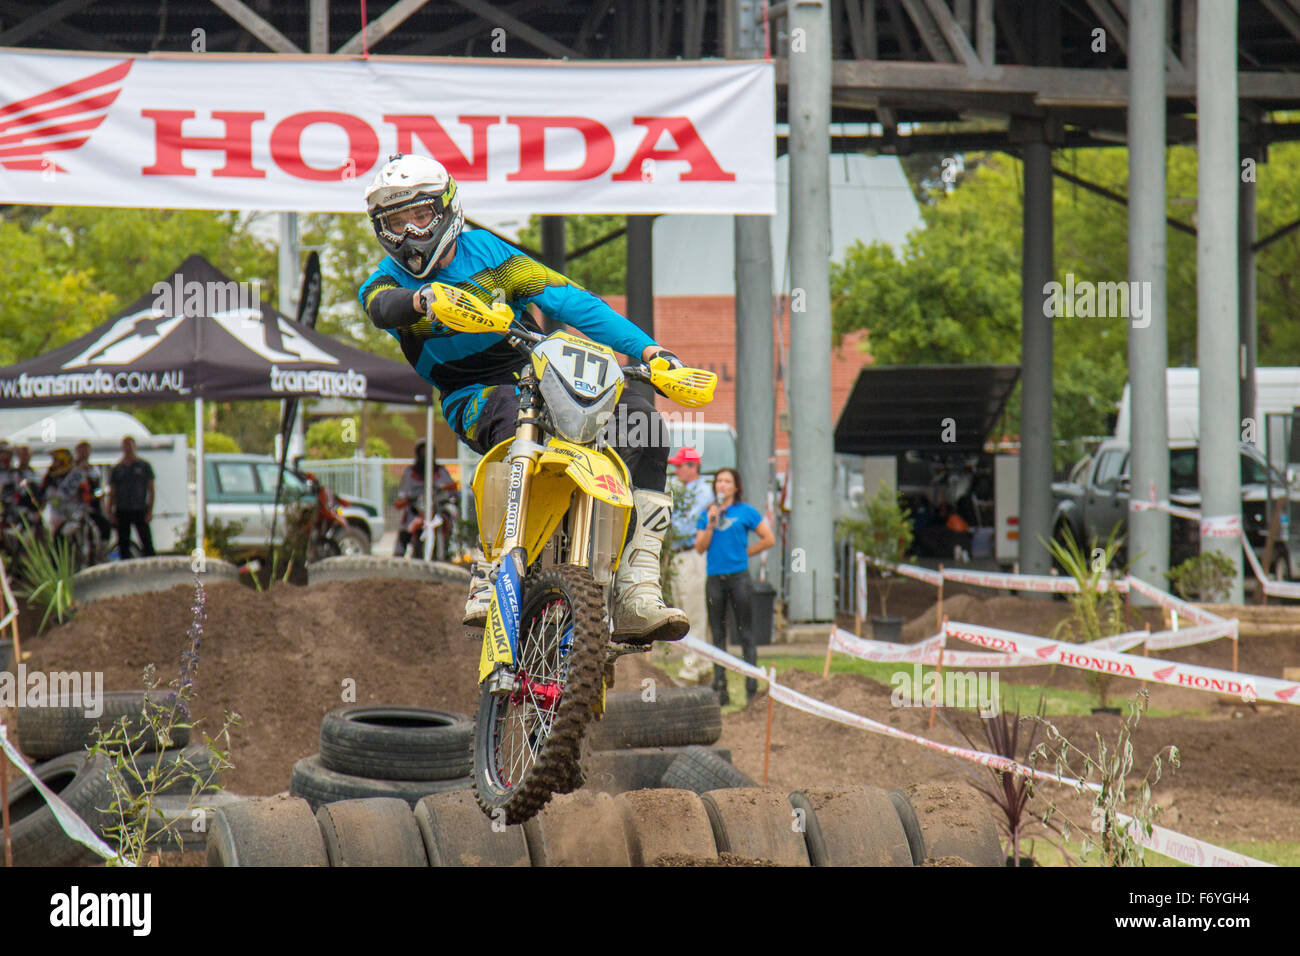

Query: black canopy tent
<box><xmin>834</xmin><ymin>364</ymin><xmax>1021</xmax><ymax>456</ymax></box>
<box><xmin>0</xmin><ymin>254</ymin><xmax>433</xmax><ymax>548</ymax></box>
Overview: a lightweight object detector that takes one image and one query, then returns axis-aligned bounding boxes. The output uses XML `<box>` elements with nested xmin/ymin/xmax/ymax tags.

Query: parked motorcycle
<box><xmin>393</xmin><ymin>487</ymin><xmax>459</xmax><ymax>561</ymax></box>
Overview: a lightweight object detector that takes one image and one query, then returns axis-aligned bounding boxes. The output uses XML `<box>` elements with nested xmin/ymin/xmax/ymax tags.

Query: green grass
<box><xmin>755</xmin><ymin>654</ymin><xmax>1211</xmax><ymax>719</ymax></box>
<box><xmin>1033</xmin><ymin>837</ymin><xmax>1299</xmax><ymax>867</ymax></box>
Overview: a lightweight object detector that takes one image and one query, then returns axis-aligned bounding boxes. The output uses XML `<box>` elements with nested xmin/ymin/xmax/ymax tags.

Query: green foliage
<box><xmin>1165</xmin><ymin>551</ymin><xmax>1236</xmax><ymax>603</ymax></box>
<box><xmin>837</xmin><ymin>484</ymin><xmax>913</xmax><ymax>618</ymax></box>
<box><xmin>1046</xmin><ymin>526</ymin><xmax>1126</xmax><ymax>708</ymax></box>
<box><xmin>202</xmin><ymin>431</ymin><xmax>241</xmax><ymax>454</ymax></box>
<box><xmin>89</xmin><ymin>579</ymin><xmax>241</xmax><ymax>865</ymax></box>
<box><xmin>1032</xmin><ymin>692</ymin><xmax>1180</xmax><ymax>867</ymax></box>
<box><xmin>13</xmin><ymin>521</ymin><xmax>77</xmax><ymax>633</ymax></box>
<box><xmin>0</xmin><ymin>207</ymin><xmax>274</xmax><ymax>367</ymax></box>
<box><xmin>833</xmin><ymin>144</ymin><xmax>1300</xmax><ymax>467</ymax></box>
<box><xmin>305</xmin><ymin>417</ymin><xmax>392</xmax><ymax>460</ymax></box>
<box><xmin>517</xmin><ymin>215</ymin><xmax>627</xmax><ymax>295</ymax></box>
<box><xmin>175</xmin><ymin>516</ymin><xmax>246</xmax><ymax>561</ymax></box>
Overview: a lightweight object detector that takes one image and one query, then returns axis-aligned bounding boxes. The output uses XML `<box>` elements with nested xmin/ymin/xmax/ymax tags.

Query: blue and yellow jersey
<box><xmin>359</xmin><ymin>228</ymin><xmax>656</xmax><ymax>440</ymax></box>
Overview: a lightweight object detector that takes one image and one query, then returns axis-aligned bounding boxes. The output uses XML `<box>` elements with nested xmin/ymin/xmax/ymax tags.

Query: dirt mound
<box><xmin>15</xmin><ymin>578</ymin><xmax>673</xmax><ymax>797</ymax></box>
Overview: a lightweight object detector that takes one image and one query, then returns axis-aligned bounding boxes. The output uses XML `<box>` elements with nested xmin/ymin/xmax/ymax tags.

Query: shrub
<box><xmin>837</xmin><ymin>483</ymin><xmax>913</xmax><ymax>618</ymax></box>
<box><xmin>1165</xmin><ymin>551</ymin><xmax>1235</xmax><ymax>603</ymax></box>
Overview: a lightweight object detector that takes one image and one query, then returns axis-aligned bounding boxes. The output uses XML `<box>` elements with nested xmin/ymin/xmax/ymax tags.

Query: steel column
<box><xmin>1127</xmin><ymin>0</ymin><xmax>1170</xmax><ymax>597</ymax></box>
<box><xmin>786</xmin><ymin>0</ymin><xmax>835</xmax><ymax>621</ymax></box>
<box><xmin>1197</xmin><ymin>0</ymin><xmax>1243</xmax><ymax>602</ymax></box>
<box><xmin>1019</xmin><ymin>132</ymin><xmax>1054</xmax><ymax>575</ymax></box>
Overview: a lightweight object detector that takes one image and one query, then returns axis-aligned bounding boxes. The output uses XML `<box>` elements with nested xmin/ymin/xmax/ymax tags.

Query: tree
<box><xmin>832</xmin><ymin>141</ymin><xmax>1300</xmax><ymax>468</ymax></box>
<box><xmin>516</xmin><ymin>214</ymin><xmax>627</xmax><ymax>294</ymax></box>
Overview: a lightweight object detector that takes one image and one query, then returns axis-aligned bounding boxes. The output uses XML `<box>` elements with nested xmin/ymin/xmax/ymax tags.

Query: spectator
<box><xmin>667</xmin><ymin>447</ymin><xmax>713</xmax><ymax>640</ymax></box>
<box><xmin>392</xmin><ymin>439</ymin><xmax>453</xmax><ymax>557</ymax></box>
<box><xmin>73</xmin><ymin>441</ymin><xmax>113</xmax><ymax>543</ymax></box>
<box><xmin>39</xmin><ymin>448</ymin><xmax>80</xmax><ymax>536</ymax></box>
<box><xmin>0</xmin><ymin>442</ymin><xmax>12</xmax><ymax>502</ymax></box>
<box><xmin>108</xmin><ymin>436</ymin><xmax>155</xmax><ymax>558</ymax></box>
<box><xmin>10</xmin><ymin>445</ymin><xmax>39</xmax><ymax>516</ymax></box>
<box><xmin>694</xmin><ymin>467</ymin><xmax>775</xmax><ymax>706</ymax></box>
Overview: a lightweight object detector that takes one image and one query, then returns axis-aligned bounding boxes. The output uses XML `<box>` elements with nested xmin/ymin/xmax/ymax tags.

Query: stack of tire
<box><xmin>582</xmin><ymin>687</ymin><xmax>756</xmax><ymax>794</ymax></box>
<box><xmin>289</xmin><ymin>705</ymin><xmax>474</xmax><ymax>810</ymax></box>
<box><xmin>6</xmin><ymin>690</ymin><xmax>222</xmax><ymax>864</ymax></box>
<box><xmin>205</xmin><ymin>781</ymin><xmax>1005</xmax><ymax>867</ymax></box>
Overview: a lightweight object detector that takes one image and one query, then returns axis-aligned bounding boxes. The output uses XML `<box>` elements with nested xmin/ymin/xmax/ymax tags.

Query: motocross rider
<box><xmin>358</xmin><ymin>154</ymin><xmax>689</xmax><ymax>644</ymax></box>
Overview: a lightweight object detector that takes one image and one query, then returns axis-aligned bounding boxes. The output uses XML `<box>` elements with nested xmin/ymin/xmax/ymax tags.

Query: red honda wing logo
<box><xmin>0</xmin><ymin>60</ymin><xmax>132</xmax><ymax>173</ymax></box>
<box><xmin>594</xmin><ymin>474</ymin><xmax>626</xmax><ymax>499</ymax></box>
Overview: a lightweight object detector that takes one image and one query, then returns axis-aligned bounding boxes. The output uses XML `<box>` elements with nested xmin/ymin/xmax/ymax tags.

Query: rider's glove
<box><xmin>648</xmin><ymin>348</ymin><xmax>684</xmax><ymax>371</ymax></box>
<box><xmin>415</xmin><ymin>284</ymin><xmax>435</xmax><ymax>317</ymax></box>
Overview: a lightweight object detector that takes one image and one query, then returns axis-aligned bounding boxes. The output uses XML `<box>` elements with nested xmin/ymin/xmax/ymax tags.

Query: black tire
<box><xmin>414</xmin><ymin>789</ymin><xmax>530</xmax><ymax>867</ymax></box>
<box><xmin>73</xmin><ymin>556</ymin><xmax>238</xmax><ymax>606</ymax></box>
<box><xmin>126</xmin><ymin>744</ymin><xmax>221</xmax><ymax>797</ymax></box>
<box><xmin>319</xmin><ymin>705</ymin><xmax>472</xmax><ymax>782</ymax></box>
<box><xmin>307</xmin><ymin>555</ymin><xmax>469</xmax><ymax>586</ymax></box>
<box><xmin>145</xmin><ymin>792</ymin><xmax>244</xmax><ymax>853</ymax></box>
<box><xmin>582</xmin><ymin>745</ymin><xmax>734</xmax><ymax>793</ymax></box>
<box><xmin>901</xmin><ymin>782</ymin><xmax>1004</xmax><ymax>867</ymax></box>
<box><xmin>5</xmin><ymin>751</ymin><xmax>117</xmax><ymax>866</ymax></box>
<box><xmin>587</xmin><ymin>687</ymin><xmax>723</xmax><ymax>750</ymax></box>
<box><xmin>472</xmin><ymin>564</ymin><xmax>607</xmax><ymax>826</ymax></box>
<box><xmin>787</xmin><ymin>786</ymin><xmax>913</xmax><ymax>867</ymax></box>
<box><xmin>522</xmin><ymin>791</ymin><xmax>632</xmax><ymax>866</ymax></box>
<box><xmin>289</xmin><ymin>753</ymin><xmax>470</xmax><ymax>811</ymax></box>
<box><xmin>205</xmin><ymin>796</ymin><xmax>328</xmax><ymax>867</ymax></box>
<box><xmin>315</xmin><ymin>797</ymin><xmax>428</xmax><ymax>867</ymax></box>
<box><xmin>661</xmin><ymin>745</ymin><xmax>755</xmax><ymax>794</ymax></box>
<box><xmin>888</xmin><ymin>788</ymin><xmax>926</xmax><ymax>866</ymax></box>
<box><xmin>615</xmin><ymin>789</ymin><xmax>718</xmax><ymax>865</ymax></box>
<box><xmin>335</xmin><ymin>525</ymin><xmax>371</xmax><ymax>557</ymax></box>
<box><xmin>701</xmin><ymin>788</ymin><xmax>811</xmax><ymax>866</ymax></box>
<box><xmin>16</xmin><ymin>689</ymin><xmax>190</xmax><ymax>760</ymax></box>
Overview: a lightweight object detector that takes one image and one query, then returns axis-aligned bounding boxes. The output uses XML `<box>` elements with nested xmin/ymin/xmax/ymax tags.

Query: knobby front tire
<box><xmin>472</xmin><ymin>564</ymin><xmax>606</xmax><ymax>825</ymax></box>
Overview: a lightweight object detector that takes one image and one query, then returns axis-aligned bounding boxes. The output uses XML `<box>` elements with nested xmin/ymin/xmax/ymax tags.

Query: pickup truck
<box><xmin>1051</xmin><ymin>439</ymin><xmax>1295</xmax><ymax>579</ymax></box>
<box><xmin>205</xmin><ymin>453</ymin><xmax>384</xmax><ymax>558</ymax></box>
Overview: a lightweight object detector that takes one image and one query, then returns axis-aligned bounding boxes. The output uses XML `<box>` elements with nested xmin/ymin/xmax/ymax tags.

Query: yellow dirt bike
<box><xmin>424</xmin><ymin>283</ymin><xmax>715</xmax><ymax>824</ymax></box>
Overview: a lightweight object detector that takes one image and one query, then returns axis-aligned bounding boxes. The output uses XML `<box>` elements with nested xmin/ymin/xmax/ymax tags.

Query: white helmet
<box><xmin>365</xmin><ymin>154</ymin><xmax>464</xmax><ymax>278</ymax></box>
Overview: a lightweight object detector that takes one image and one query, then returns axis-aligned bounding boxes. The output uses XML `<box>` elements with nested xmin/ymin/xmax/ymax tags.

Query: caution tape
<box><xmin>866</xmin><ymin>559</ymin><xmax>944</xmax><ymax>587</ymax></box>
<box><xmin>0</xmin><ymin>723</ymin><xmax>124</xmax><ymax>865</ymax></box>
<box><xmin>829</xmin><ymin>629</ymin><xmax>946</xmax><ymax>663</ymax></box>
<box><xmin>1142</xmin><ymin>619</ymin><xmax>1238</xmax><ymax>650</ymax></box>
<box><xmin>940</xmin><ymin>566</ymin><xmax>1128</xmax><ymax>594</ymax></box>
<box><xmin>682</xmin><ymin>635</ymin><xmax>1273</xmax><ymax>867</ymax></box>
<box><xmin>1200</xmin><ymin>514</ymin><xmax>1243</xmax><ymax>539</ymax></box>
<box><xmin>944</xmin><ymin>619</ymin><xmax>1297</xmax><ymax>706</ymax></box>
<box><xmin>1130</xmin><ymin>497</ymin><xmax>1203</xmax><ymax>521</ymax></box>
<box><xmin>1126</xmin><ymin>575</ymin><xmax>1228</xmax><ymax>627</ymax></box>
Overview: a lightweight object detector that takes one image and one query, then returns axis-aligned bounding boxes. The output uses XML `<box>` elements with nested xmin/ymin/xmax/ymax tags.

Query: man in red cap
<box><xmin>667</xmin><ymin>447</ymin><xmax>713</xmax><ymax>641</ymax></box>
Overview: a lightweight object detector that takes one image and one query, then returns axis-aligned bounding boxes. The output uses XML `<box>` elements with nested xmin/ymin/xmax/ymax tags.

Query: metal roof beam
<box><xmin>773</xmin><ymin>59</ymin><xmax>1300</xmax><ymax>105</ymax></box>
<box><xmin>444</xmin><ymin>0</ymin><xmax>579</xmax><ymax>58</ymax></box>
<box><xmin>0</xmin><ymin>0</ymin><xmax>123</xmax><ymax>50</ymax></box>
<box><xmin>209</xmin><ymin>0</ymin><xmax>301</xmax><ymax>53</ymax></box>
<box><xmin>337</xmin><ymin>0</ymin><xmax>432</xmax><ymax>55</ymax></box>
<box><xmin>0</xmin><ymin>0</ymin><xmax>97</xmax><ymax>47</ymax></box>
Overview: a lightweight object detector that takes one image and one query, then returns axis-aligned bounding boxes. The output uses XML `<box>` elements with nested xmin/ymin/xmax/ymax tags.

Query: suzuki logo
<box><xmin>0</xmin><ymin>60</ymin><xmax>131</xmax><ymax>173</ymax></box>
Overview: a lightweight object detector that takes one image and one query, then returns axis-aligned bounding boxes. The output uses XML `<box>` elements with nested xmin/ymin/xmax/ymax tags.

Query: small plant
<box><xmin>175</xmin><ymin>515</ymin><xmax>246</xmax><ymax>563</ymax></box>
<box><xmin>1045</xmin><ymin>526</ymin><xmax>1126</xmax><ymax>709</ymax></box>
<box><xmin>944</xmin><ymin>699</ymin><xmax>1072</xmax><ymax>866</ymax></box>
<box><xmin>1165</xmin><ymin>551</ymin><xmax>1235</xmax><ymax>603</ymax></box>
<box><xmin>89</xmin><ymin>577</ymin><xmax>241</xmax><ymax>865</ymax></box>
<box><xmin>837</xmin><ymin>483</ymin><xmax>913</xmax><ymax>618</ymax></box>
<box><xmin>1030</xmin><ymin>691</ymin><xmax>1179</xmax><ymax>867</ymax></box>
<box><xmin>13</xmin><ymin>519</ymin><xmax>77</xmax><ymax>633</ymax></box>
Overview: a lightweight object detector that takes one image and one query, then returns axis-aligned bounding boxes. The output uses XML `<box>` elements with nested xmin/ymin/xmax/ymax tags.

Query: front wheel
<box><xmin>472</xmin><ymin>564</ymin><xmax>606</xmax><ymax>825</ymax></box>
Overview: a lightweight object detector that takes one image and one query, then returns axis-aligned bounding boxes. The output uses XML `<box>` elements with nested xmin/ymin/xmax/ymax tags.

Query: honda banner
<box><xmin>0</xmin><ymin>50</ymin><xmax>775</xmax><ymax>215</ymax></box>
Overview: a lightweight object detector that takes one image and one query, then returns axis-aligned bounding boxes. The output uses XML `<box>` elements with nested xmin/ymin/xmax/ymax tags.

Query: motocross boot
<box><xmin>462</xmin><ymin>558</ymin><xmax>492</xmax><ymax>630</ymax></box>
<box><xmin>612</xmin><ymin>489</ymin><xmax>690</xmax><ymax>644</ymax></box>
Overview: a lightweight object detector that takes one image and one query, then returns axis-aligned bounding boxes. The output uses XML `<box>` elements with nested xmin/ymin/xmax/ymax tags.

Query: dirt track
<box><xmin>8</xmin><ymin>575</ymin><xmax>1300</xmax><ymax>851</ymax></box>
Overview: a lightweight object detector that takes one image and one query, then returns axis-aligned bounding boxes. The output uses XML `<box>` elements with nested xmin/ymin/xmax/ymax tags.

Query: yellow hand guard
<box><xmin>426</xmin><ymin>283</ymin><xmax>515</xmax><ymax>334</ymax></box>
<box><xmin>647</xmin><ymin>357</ymin><xmax>716</xmax><ymax>408</ymax></box>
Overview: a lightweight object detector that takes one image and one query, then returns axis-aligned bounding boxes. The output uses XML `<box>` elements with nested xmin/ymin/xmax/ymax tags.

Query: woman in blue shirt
<box><xmin>694</xmin><ymin>468</ymin><xmax>775</xmax><ymax>705</ymax></box>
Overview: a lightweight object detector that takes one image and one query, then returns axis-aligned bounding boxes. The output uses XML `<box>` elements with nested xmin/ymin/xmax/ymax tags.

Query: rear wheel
<box><xmin>472</xmin><ymin>564</ymin><xmax>606</xmax><ymax>825</ymax></box>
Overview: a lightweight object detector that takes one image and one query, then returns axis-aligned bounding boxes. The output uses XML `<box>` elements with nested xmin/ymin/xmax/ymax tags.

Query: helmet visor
<box><xmin>375</xmin><ymin>197</ymin><xmax>443</xmax><ymax>247</ymax></box>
